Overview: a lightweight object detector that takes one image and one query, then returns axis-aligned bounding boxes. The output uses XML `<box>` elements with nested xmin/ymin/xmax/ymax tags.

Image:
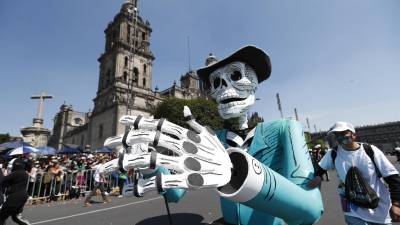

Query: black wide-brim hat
<box><xmin>197</xmin><ymin>45</ymin><xmax>271</xmax><ymax>88</ymax></box>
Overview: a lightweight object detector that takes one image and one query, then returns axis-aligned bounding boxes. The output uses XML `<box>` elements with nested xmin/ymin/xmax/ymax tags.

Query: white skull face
<box><xmin>208</xmin><ymin>61</ymin><xmax>258</xmax><ymax>119</ymax></box>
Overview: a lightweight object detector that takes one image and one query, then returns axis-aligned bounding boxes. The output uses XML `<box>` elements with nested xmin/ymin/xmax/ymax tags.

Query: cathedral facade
<box><xmin>49</xmin><ymin>1</ymin><xmax>203</xmax><ymax>150</ymax></box>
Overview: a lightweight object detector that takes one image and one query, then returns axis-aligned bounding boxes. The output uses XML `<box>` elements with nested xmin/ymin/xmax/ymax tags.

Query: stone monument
<box><xmin>21</xmin><ymin>91</ymin><xmax>53</xmax><ymax>147</ymax></box>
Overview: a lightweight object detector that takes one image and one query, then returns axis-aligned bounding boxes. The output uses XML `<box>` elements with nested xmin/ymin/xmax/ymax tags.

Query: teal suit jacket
<box><xmin>216</xmin><ymin>119</ymin><xmax>323</xmax><ymax>225</ymax></box>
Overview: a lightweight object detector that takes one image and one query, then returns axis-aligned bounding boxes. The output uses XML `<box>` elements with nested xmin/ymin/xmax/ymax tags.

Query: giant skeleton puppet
<box><xmin>102</xmin><ymin>46</ymin><xmax>323</xmax><ymax>225</ymax></box>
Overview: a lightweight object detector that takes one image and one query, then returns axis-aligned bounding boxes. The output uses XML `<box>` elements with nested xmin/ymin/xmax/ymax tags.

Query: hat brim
<box><xmin>328</xmin><ymin>127</ymin><xmax>355</xmax><ymax>134</ymax></box>
<box><xmin>197</xmin><ymin>45</ymin><xmax>271</xmax><ymax>89</ymax></box>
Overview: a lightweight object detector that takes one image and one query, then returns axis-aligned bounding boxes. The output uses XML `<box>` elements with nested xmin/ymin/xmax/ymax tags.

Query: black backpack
<box><xmin>331</xmin><ymin>143</ymin><xmax>381</xmax><ymax>209</ymax></box>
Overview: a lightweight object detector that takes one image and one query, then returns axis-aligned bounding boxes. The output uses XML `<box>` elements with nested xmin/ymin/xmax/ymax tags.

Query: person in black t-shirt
<box><xmin>0</xmin><ymin>160</ymin><xmax>30</xmax><ymax>225</ymax></box>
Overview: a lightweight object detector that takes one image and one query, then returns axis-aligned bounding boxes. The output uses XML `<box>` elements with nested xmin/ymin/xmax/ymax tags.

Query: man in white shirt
<box><xmin>84</xmin><ymin>158</ymin><xmax>110</xmax><ymax>207</ymax></box>
<box><xmin>308</xmin><ymin>121</ymin><xmax>400</xmax><ymax>225</ymax></box>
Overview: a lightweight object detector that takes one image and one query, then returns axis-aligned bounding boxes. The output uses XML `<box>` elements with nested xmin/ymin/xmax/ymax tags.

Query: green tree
<box><xmin>152</xmin><ymin>97</ymin><xmax>224</xmax><ymax>130</ymax></box>
<box><xmin>304</xmin><ymin>131</ymin><xmax>312</xmax><ymax>149</ymax></box>
<box><xmin>306</xmin><ymin>136</ymin><xmax>327</xmax><ymax>151</ymax></box>
<box><xmin>0</xmin><ymin>133</ymin><xmax>11</xmax><ymax>144</ymax></box>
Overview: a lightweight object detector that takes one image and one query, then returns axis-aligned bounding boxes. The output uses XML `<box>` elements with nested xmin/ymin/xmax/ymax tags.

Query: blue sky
<box><xmin>1</xmin><ymin>0</ymin><xmax>399</xmax><ymax>136</ymax></box>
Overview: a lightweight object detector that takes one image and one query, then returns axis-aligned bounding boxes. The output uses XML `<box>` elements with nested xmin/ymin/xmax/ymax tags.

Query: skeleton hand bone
<box><xmin>104</xmin><ymin>106</ymin><xmax>232</xmax><ymax>196</ymax></box>
<box><xmin>100</xmin><ymin>139</ymin><xmax>150</xmax><ymax>175</ymax></box>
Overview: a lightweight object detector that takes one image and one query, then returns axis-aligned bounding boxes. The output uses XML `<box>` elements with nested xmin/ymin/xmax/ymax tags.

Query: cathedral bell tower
<box><xmin>89</xmin><ymin>0</ymin><xmax>157</xmax><ymax>149</ymax></box>
<box><xmin>93</xmin><ymin>0</ymin><xmax>154</xmax><ymax>114</ymax></box>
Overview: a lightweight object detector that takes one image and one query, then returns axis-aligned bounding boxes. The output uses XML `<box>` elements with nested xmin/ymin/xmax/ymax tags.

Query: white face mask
<box><xmin>208</xmin><ymin>61</ymin><xmax>258</xmax><ymax>119</ymax></box>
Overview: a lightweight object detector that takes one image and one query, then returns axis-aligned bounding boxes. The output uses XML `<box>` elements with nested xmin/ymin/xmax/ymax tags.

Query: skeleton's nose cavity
<box><xmin>221</xmin><ymin>78</ymin><xmax>228</xmax><ymax>88</ymax></box>
<box><xmin>213</xmin><ymin>78</ymin><xmax>220</xmax><ymax>89</ymax></box>
<box><xmin>213</xmin><ymin>77</ymin><xmax>228</xmax><ymax>89</ymax></box>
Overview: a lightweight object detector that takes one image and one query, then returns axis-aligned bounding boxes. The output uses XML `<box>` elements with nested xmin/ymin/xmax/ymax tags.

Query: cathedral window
<box><xmin>114</xmin><ymin>30</ymin><xmax>119</xmax><ymax>40</ymax></box>
<box><xmin>133</xmin><ymin>67</ymin><xmax>139</xmax><ymax>85</ymax></box>
<box><xmin>142</xmin><ymin>32</ymin><xmax>146</xmax><ymax>40</ymax></box>
<box><xmin>99</xmin><ymin>124</ymin><xmax>104</xmax><ymax>138</ymax></box>
<box><xmin>143</xmin><ymin>64</ymin><xmax>147</xmax><ymax>74</ymax></box>
<box><xmin>123</xmin><ymin>71</ymin><xmax>128</xmax><ymax>82</ymax></box>
<box><xmin>143</xmin><ymin>78</ymin><xmax>146</xmax><ymax>87</ymax></box>
<box><xmin>106</xmin><ymin>70</ymin><xmax>111</xmax><ymax>86</ymax></box>
<box><xmin>74</xmin><ymin>117</ymin><xmax>83</xmax><ymax>125</ymax></box>
<box><xmin>124</xmin><ymin>57</ymin><xmax>129</xmax><ymax>67</ymax></box>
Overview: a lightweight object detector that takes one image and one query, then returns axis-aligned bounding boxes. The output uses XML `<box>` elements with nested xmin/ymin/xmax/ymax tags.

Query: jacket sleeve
<box><xmin>384</xmin><ymin>174</ymin><xmax>400</xmax><ymax>203</ymax></box>
<box><xmin>371</xmin><ymin>145</ymin><xmax>400</xmax><ymax>202</ymax></box>
<box><xmin>0</xmin><ymin>169</ymin><xmax>4</xmax><ymax>185</ymax></box>
<box><xmin>0</xmin><ymin>172</ymin><xmax>16</xmax><ymax>187</ymax></box>
<box><xmin>142</xmin><ymin>167</ymin><xmax>186</xmax><ymax>203</ymax></box>
<box><xmin>218</xmin><ymin>120</ymin><xmax>323</xmax><ymax>225</ymax></box>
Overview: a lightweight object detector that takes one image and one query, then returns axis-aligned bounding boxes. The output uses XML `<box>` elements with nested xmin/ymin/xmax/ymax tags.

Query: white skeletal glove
<box><xmin>110</xmin><ymin>106</ymin><xmax>232</xmax><ymax>196</ymax></box>
<box><xmin>98</xmin><ymin>158</ymin><xmax>120</xmax><ymax>175</ymax></box>
<box><xmin>102</xmin><ymin>135</ymin><xmax>150</xmax><ymax>174</ymax></box>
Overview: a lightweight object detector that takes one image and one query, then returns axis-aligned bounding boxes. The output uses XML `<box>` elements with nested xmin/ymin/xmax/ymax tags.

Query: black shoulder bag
<box><xmin>333</xmin><ymin>143</ymin><xmax>380</xmax><ymax>209</ymax></box>
<box><xmin>345</xmin><ymin>166</ymin><xmax>379</xmax><ymax>209</ymax></box>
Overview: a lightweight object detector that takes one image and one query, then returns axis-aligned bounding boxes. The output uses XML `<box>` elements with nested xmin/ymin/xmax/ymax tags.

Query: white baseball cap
<box><xmin>314</xmin><ymin>144</ymin><xmax>321</xmax><ymax>148</ymax></box>
<box><xmin>328</xmin><ymin>121</ymin><xmax>355</xmax><ymax>134</ymax></box>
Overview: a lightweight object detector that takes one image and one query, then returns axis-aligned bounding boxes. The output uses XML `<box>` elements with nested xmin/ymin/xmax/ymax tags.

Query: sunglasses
<box><xmin>334</xmin><ymin>130</ymin><xmax>352</xmax><ymax>137</ymax></box>
<box><xmin>335</xmin><ymin>133</ymin><xmax>352</xmax><ymax>138</ymax></box>
<box><xmin>335</xmin><ymin>133</ymin><xmax>352</xmax><ymax>142</ymax></box>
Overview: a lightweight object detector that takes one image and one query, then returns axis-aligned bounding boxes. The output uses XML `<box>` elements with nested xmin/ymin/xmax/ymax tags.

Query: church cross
<box><xmin>31</xmin><ymin>91</ymin><xmax>53</xmax><ymax>120</ymax></box>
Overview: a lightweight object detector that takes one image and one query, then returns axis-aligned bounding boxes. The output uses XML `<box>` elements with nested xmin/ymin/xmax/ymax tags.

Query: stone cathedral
<box><xmin>49</xmin><ymin>1</ymin><xmax>204</xmax><ymax>150</ymax></box>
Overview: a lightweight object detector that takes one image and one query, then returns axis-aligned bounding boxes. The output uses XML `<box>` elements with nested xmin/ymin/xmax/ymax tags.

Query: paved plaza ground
<box><xmin>7</xmin><ymin>156</ymin><xmax>400</xmax><ymax>225</ymax></box>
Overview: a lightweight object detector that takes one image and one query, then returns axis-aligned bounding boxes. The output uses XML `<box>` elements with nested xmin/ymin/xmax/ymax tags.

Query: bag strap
<box><xmin>331</xmin><ymin>146</ymin><xmax>338</xmax><ymax>165</ymax></box>
<box><xmin>363</xmin><ymin>143</ymin><xmax>382</xmax><ymax>178</ymax></box>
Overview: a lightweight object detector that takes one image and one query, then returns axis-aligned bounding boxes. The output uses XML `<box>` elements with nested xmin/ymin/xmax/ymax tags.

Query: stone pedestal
<box><xmin>21</xmin><ymin>126</ymin><xmax>51</xmax><ymax>148</ymax></box>
<box><xmin>21</xmin><ymin>118</ymin><xmax>51</xmax><ymax>148</ymax></box>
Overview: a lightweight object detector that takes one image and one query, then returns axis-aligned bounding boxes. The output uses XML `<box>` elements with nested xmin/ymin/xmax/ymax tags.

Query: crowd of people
<box><xmin>0</xmin><ymin>152</ymin><xmax>130</xmax><ymax>204</ymax></box>
<box><xmin>309</xmin><ymin>144</ymin><xmax>330</xmax><ymax>182</ymax></box>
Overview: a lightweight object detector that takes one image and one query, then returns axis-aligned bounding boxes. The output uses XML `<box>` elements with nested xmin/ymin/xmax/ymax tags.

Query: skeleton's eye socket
<box><xmin>213</xmin><ymin>78</ymin><xmax>220</xmax><ymax>89</ymax></box>
<box><xmin>230</xmin><ymin>71</ymin><xmax>242</xmax><ymax>81</ymax></box>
